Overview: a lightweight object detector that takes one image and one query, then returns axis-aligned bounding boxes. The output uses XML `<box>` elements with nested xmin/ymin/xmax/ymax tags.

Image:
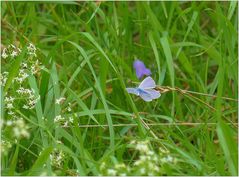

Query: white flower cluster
<box><xmin>54</xmin><ymin>114</ymin><xmax>73</xmax><ymax>127</ymax></box>
<box><xmin>4</xmin><ymin>88</ymin><xmax>40</xmax><ymax>116</ymax></box>
<box><xmin>54</xmin><ymin>99</ymin><xmax>73</xmax><ymax>127</ymax></box>
<box><xmin>135</xmin><ymin>140</ymin><xmax>149</xmax><ymax>152</ymax></box>
<box><xmin>2</xmin><ymin>43</ymin><xmax>42</xmax><ymax>113</ymax></box>
<box><xmin>50</xmin><ymin>149</ymin><xmax>66</xmax><ymax>168</ymax></box>
<box><xmin>2</xmin><ymin>118</ymin><xmax>30</xmax><ymax>139</ymax></box>
<box><xmin>12</xmin><ymin>119</ymin><xmax>30</xmax><ymax>138</ymax></box>
<box><xmin>1</xmin><ymin>44</ymin><xmax>21</xmax><ymax>59</ymax></box>
<box><xmin>17</xmin><ymin>87</ymin><xmax>40</xmax><ymax>109</ymax></box>
<box><xmin>2</xmin><ymin>43</ymin><xmax>41</xmax><ymax>79</ymax></box>
<box><xmin>4</xmin><ymin>96</ymin><xmax>15</xmax><ymax>116</ymax></box>
<box><xmin>100</xmin><ymin>162</ymin><xmax>129</xmax><ymax>176</ymax></box>
<box><xmin>1</xmin><ymin>42</ymin><xmax>42</xmax><ymax>155</ymax></box>
<box><xmin>0</xmin><ymin>71</ymin><xmax>9</xmax><ymax>86</ymax></box>
<box><xmin>27</xmin><ymin>43</ymin><xmax>37</xmax><ymax>57</ymax></box>
<box><xmin>131</xmin><ymin>141</ymin><xmax>160</xmax><ymax>175</ymax></box>
<box><xmin>0</xmin><ymin>139</ymin><xmax>12</xmax><ymax>155</ymax></box>
<box><xmin>0</xmin><ymin>118</ymin><xmax>29</xmax><ymax>156</ymax></box>
<box><xmin>14</xmin><ymin>61</ymin><xmax>41</xmax><ymax>85</ymax></box>
<box><xmin>30</xmin><ymin>59</ymin><xmax>41</xmax><ymax>74</ymax></box>
<box><xmin>158</xmin><ymin>147</ymin><xmax>176</xmax><ymax>164</ymax></box>
<box><xmin>67</xmin><ymin>103</ymin><xmax>72</xmax><ymax>112</ymax></box>
<box><xmin>5</xmin><ymin>96</ymin><xmax>14</xmax><ymax>110</ymax></box>
<box><xmin>54</xmin><ymin>115</ymin><xmax>64</xmax><ymax>123</ymax></box>
<box><xmin>99</xmin><ymin>140</ymin><xmax>178</xmax><ymax>176</ymax></box>
<box><xmin>15</xmin><ymin>67</ymin><xmax>29</xmax><ymax>84</ymax></box>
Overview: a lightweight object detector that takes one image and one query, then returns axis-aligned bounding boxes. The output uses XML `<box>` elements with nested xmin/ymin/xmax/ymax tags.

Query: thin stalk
<box><xmin>61</xmin><ymin>122</ymin><xmax>238</xmax><ymax>128</ymax></box>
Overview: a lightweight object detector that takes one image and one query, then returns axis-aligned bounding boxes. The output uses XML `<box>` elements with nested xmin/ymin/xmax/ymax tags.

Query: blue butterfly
<box><xmin>126</xmin><ymin>76</ymin><xmax>161</xmax><ymax>102</ymax></box>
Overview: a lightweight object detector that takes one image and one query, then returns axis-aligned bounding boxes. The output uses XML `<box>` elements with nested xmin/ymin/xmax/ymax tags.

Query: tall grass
<box><xmin>1</xmin><ymin>1</ymin><xmax>238</xmax><ymax>176</ymax></box>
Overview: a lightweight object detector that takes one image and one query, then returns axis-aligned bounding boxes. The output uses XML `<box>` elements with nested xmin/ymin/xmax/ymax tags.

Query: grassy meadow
<box><xmin>1</xmin><ymin>1</ymin><xmax>238</xmax><ymax>176</ymax></box>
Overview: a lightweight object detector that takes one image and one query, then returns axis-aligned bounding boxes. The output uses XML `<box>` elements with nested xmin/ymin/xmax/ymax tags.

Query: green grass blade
<box><xmin>67</xmin><ymin>40</ymin><xmax>115</xmax><ymax>149</ymax></box>
<box><xmin>160</xmin><ymin>34</ymin><xmax>175</xmax><ymax>116</ymax></box>
<box><xmin>28</xmin><ymin>146</ymin><xmax>53</xmax><ymax>176</ymax></box>
<box><xmin>8</xmin><ymin>144</ymin><xmax>19</xmax><ymax>175</ymax></box>
<box><xmin>217</xmin><ymin>120</ymin><xmax>238</xmax><ymax>175</ymax></box>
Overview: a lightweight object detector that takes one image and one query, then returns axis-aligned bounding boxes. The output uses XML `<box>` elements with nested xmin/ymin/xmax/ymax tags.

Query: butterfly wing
<box><xmin>138</xmin><ymin>76</ymin><xmax>156</xmax><ymax>89</ymax></box>
<box><xmin>139</xmin><ymin>91</ymin><xmax>153</xmax><ymax>102</ymax></box>
<box><xmin>127</xmin><ymin>85</ymin><xmax>160</xmax><ymax>102</ymax></box>
<box><xmin>145</xmin><ymin>89</ymin><xmax>161</xmax><ymax>99</ymax></box>
<box><xmin>126</xmin><ymin>88</ymin><xmax>139</xmax><ymax>96</ymax></box>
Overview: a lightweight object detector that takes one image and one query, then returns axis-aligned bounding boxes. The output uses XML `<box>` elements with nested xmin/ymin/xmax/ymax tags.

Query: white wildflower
<box><xmin>139</xmin><ymin>155</ymin><xmax>147</xmax><ymax>161</ymax></box>
<box><xmin>30</xmin><ymin>59</ymin><xmax>41</xmax><ymax>74</ymax></box>
<box><xmin>55</xmin><ymin>97</ymin><xmax>65</xmax><ymax>104</ymax></box>
<box><xmin>27</xmin><ymin>43</ymin><xmax>37</xmax><ymax>56</ymax></box>
<box><xmin>1</xmin><ymin>139</ymin><xmax>12</xmax><ymax>154</ymax></box>
<box><xmin>140</xmin><ymin>168</ymin><xmax>146</xmax><ymax>174</ymax></box>
<box><xmin>10</xmin><ymin>44</ymin><xmax>16</xmax><ymax>49</ymax></box>
<box><xmin>15</xmin><ymin>70</ymin><xmax>29</xmax><ymax>83</ymax></box>
<box><xmin>115</xmin><ymin>163</ymin><xmax>126</xmax><ymax>169</ymax></box>
<box><xmin>6</xmin><ymin>103</ymin><xmax>13</xmax><ymax>109</ymax></box>
<box><xmin>159</xmin><ymin>147</ymin><xmax>169</xmax><ymax>154</ymax></box>
<box><xmin>5</xmin><ymin>96</ymin><xmax>14</xmax><ymax>103</ymax></box>
<box><xmin>13</xmin><ymin>119</ymin><xmax>30</xmax><ymax>139</ymax></box>
<box><xmin>54</xmin><ymin>115</ymin><xmax>64</xmax><ymax>123</ymax></box>
<box><xmin>23</xmin><ymin>105</ymin><xmax>29</xmax><ymax>109</ymax></box>
<box><xmin>154</xmin><ymin>166</ymin><xmax>160</xmax><ymax>172</ymax></box>
<box><xmin>10</xmin><ymin>50</ymin><xmax>18</xmax><ymax>57</ymax></box>
<box><xmin>130</xmin><ymin>140</ymin><xmax>136</xmax><ymax>144</ymax></box>
<box><xmin>135</xmin><ymin>142</ymin><xmax>149</xmax><ymax>152</ymax></box>
<box><xmin>62</xmin><ymin>121</ymin><xmax>68</xmax><ymax>127</ymax></box>
<box><xmin>8</xmin><ymin>111</ymin><xmax>14</xmax><ymax>115</ymax></box>
<box><xmin>1</xmin><ymin>48</ymin><xmax>8</xmax><ymax>59</ymax></box>
<box><xmin>148</xmin><ymin>162</ymin><xmax>155</xmax><ymax>170</ymax></box>
<box><xmin>152</xmin><ymin>155</ymin><xmax>158</xmax><ymax>162</ymax></box>
<box><xmin>21</xmin><ymin>62</ymin><xmax>27</xmax><ymax>68</ymax></box>
<box><xmin>6</xmin><ymin>120</ymin><xmax>13</xmax><ymax>126</ymax></box>
<box><xmin>17</xmin><ymin>87</ymin><xmax>33</xmax><ymax>95</ymax></box>
<box><xmin>67</xmin><ymin>106</ymin><xmax>71</xmax><ymax>112</ymax></box>
<box><xmin>107</xmin><ymin>169</ymin><xmax>116</xmax><ymax>176</ymax></box>
<box><xmin>69</xmin><ymin>117</ymin><xmax>73</xmax><ymax>123</ymax></box>
<box><xmin>147</xmin><ymin>150</ymin><xmax>154</xmax><ymax>156</ymax></box>
<box><xmin>28</xmin><ymin>95</ymin><xmax>40</xmax><ymax>109</ymax></box>
<box><xmin>5</xmin><ymin>96</ymin><xmax>15</xmax><ymax>110</ymax></box>
<box><xmin>67</xmin><ymin>103</ymin><xmax>72</xmax><ymax>112</ymax></box>
<box><xmin>134</xmin><ymin>160</ymin><xmax>142</xmax><ymax>166</ymax></box>
<box><xmin>166</xmin><ymin>155</ymin><xmax>173</xmax><ymax>162</ymax></box>
<box><xmin>50</xmin><ymin>149</ymin><xmax>65</xmax><ymax>167</ymax></box>
<box><xmin>0</xmin><ymin>72</ymin><xmax>9</xmax><ymax>86</ymax></box>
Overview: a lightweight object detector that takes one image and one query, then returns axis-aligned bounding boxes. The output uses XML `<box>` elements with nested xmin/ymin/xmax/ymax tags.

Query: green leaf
<box><xmin>217</xmin><ymin>120</ymin><xmax>238</xmax><ymax>176</ymax></box>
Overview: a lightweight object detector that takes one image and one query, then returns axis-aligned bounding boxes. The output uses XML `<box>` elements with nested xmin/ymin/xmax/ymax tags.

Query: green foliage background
<box><xmin>1</xmin><ymin>1</ymin><xmax>238</xmax><ymax>176</ymax></box>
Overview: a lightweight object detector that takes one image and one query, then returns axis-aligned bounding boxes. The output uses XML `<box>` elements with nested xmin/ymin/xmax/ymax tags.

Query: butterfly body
<box><xmin>126</xmin><ymin>76</ymin><xmax>161</xmax><ymax>102</ymax></box>
<box><xmin>133</xmin><ymin>88</ymin><xmax>147</xmax><ymax>96</ymax></box>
